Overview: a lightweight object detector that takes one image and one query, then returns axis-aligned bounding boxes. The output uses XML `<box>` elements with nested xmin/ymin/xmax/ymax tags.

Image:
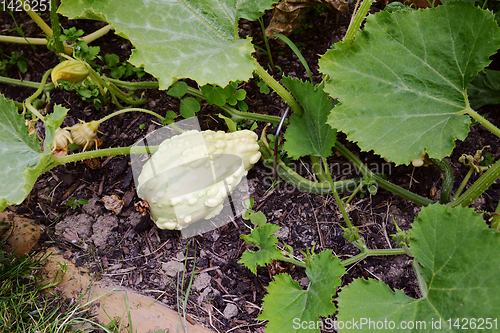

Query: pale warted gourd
<box><xmin>137</xmin><ymin>130</ymin><xmax>261</xmax><ymax>230</ymax></box>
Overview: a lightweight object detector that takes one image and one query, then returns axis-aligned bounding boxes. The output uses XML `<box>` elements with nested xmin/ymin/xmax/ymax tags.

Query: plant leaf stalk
<box><xmin>24</xmin><ymin>69</ymin><xmax>53</xmax><ymax>122</ymax></box>
<box><xmin>0</xmin><ymin>75</ymin><xmax>55</xmax><ymax>92</ymax></box>
<box><xmin>258</xmin><ymin>17</ymin><xmax>275</xmax><ymax>73</ymax></box>
<box><xmin>280</xmin><ymin>247</ymin><xmax>406</xmax><ymax>269</ymax></box>
<box><xmin>185</xmin><ymin>86</ymin><xmax>283</xmax><ymax>124</ymax></box>
<box><xmin>447</xmin><ymin>157</ymin><xmax>500</xmax><ymax>208</ymax></box>
<box><xmin>464</xmin><ymin>108</ymin><xmax>500</xmax><ymax>139</ymax></box>
<box><xmin>50</xmin><ymin>0</ymin><xmax>65</xmax><ymax>57</ymax></box>
<box><xmin>22</xmin><ymin>0</ymin><xmax>53</xmax><ymax>37</ymax></box>
<box><xmin>334</xmin><ymin>141</ymin><xmax>434</xmax><ymax>206</ymax></box>
<box><xmin>451</xmin><ymin>167</ymin><xmax>474</xmax><ymax>201</ymax></box>
<box><xmin>254</xmin><ymin>62</ymin><xmax>303</xmax><ymax>116</ymax></box>
<box><xmin>344</xmin><ymin>0</ymin><xmax>374</xmax><ymax>41</ymax></box>
<box><xmin>322</xmin><ymin>156</ymin><xmax>358</xmax><ymax>239</ymax></box>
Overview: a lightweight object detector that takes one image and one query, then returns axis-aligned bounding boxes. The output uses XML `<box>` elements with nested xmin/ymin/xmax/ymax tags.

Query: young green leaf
<box><xmin>179</xmin><ymin>97</ymin><xmax>200</xmax><ymax>118</ymax></box>
<box><xmin>59</xmin><ymin>0</ymin><xmax>277</xmax><ymax>89</ymax></box>
<box><xmin>282</xmin><ymin>76</ymin><xmax>337</xmax><ymax>159</ymax></box>
<box><xmin>337</xmin><ymin>204</ymin><xmax>500</xmax><ymax>332</ymax></box>
<box><xmin>167</xmin><ymin>81</ymin><xmax>188</xmax><ymax>99</ymax></box>
<box><xmin>259</xmin><ymin>250</ymin><xmax>345</xmax><ymax>333</ymax></box>
<box><xmin>239</xmin><ymin>223</ymin><xmax>283</xmax><ymax>275</ymax></box>
<box><xmin>319</xmin><ymin>2</ymin><xmax>500</xmax><ymax>165</ymax></box>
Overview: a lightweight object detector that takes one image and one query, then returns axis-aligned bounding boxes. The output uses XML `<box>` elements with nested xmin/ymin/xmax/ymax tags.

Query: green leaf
<box><xmin>104</xmin><ymin>53</ymin><xmax>120</xmax><ymax>67</ymax></box>
<box><xmin>282</xmin><ymin>77</ymin><xmax>337</xmax><ymax>159</ymax></box>
<box><xmin>217</xmin><ymin>113</ymin><xmax>237</xmax><ymax>132</ymax></box>
<box><xmin>239</xmin><ymin>223</ymin><xmax>283</xmax><ymax>274</ymax></box>
<box><xmin>468</xmin><ymin>69</ymin><xmax>500</xmax><ymax>109</ymax></box>
<box><xmin>259</xmin><ymin>250</ymin><xmax>345</xmax><ymax>333</ymax></box>
<box><xmin>201</xmin><ymin>85</ymin><xmax>227</xmax><ymax>106</ymax></box>
<box><xmin>250</xmin><ymin>211</ymin><xmax>267</xmax><ymax>226</ymax></box>
<box><xmin>43</xmin><ymin>105</ymin><xmax>69</xmax><ymax>153</ymax></box>
<box><xmin>337</xmin><ymin>204</ymin><xmax>500</xmax><ymax>332</ymax></box>
<box><xmin>0</xmin><ymin>94</ymin><xmax>56</xmax><ymax>211</ymax></box>
<box><xmin>179</xmin><ymin>97</ymin><xmax>200</xmax><ymax>119</ymax></box>
<box><xmin>319</xmin><ymin>3</ymin><xmax>500</xmax><ymax>165</ymax></box>
<box><xmin>58</xmin><ymin>0</ymin><xmax>277</xmax><ymax>89</ymax></box>
<box><xmin>167</xmin><ymin>81</ymin><xmax>188</xmax><ymax>99</ymax></box>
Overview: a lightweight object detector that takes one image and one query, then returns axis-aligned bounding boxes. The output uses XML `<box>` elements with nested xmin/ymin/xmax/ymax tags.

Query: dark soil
<box><xmin>1</xmin><ymin>5</ymin><xmax>499</xmax><ymax>333</ymax></box>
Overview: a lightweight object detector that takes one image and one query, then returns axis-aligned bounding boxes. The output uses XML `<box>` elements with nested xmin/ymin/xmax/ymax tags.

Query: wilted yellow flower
<box><xmin>51</xmin><ymin>59</ymin><xmax>89</xmax><ymax>86</ymax></box>
<box><xmin>66</xmin><ymin>120</ymin><xmax>100</xmax><ymax>151</ymax></box>
<box><xmin>51</xmin><ymin>128</ymin><xmax>73</xmax><ymax>156</ymax></box>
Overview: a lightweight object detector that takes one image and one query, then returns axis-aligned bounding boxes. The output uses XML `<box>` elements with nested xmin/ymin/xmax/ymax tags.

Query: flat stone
<box><xmin>162</xmin><ymin>260</ymin><xmax>184</xmax><ymax>277</ymax></box>
<box><xmin>192</xmin><ymin>272</ymin><xmax>211</xmax><ymax>292</ymax></box>
<box><xmin>91</xmin><ymin>215</ymin><xmax>118</xmax><ymax>249</ymax></box>
<box><xmin>223</xmin><ymin>303</ymin><xmax>238</xmax><ymax>320</ymax></box>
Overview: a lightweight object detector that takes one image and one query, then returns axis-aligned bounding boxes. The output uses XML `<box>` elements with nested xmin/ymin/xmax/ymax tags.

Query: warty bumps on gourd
<box><xmin>137</xmin><ymin>129</ymin><xmax>261</xmax><ymax>230</ymax></box>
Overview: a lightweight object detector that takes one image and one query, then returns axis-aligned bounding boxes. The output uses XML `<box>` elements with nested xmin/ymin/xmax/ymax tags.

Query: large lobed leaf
<box><xmin>0</xmin><ymin>95</ymin><xmax>42</xmax><ymax>211</ymax></box>
<box><xmin>259</xmin><ymin>250</ymin><xmax>345</xmax><ymax>333</ymax></box>
<box><xmin>282</xmin><ymin>77</ymin><xmax>337</xmax><ymax>159</ymax></box>
<box><xmin>58</xmin><ymin>0</ymin><xmax>277</xmax><ymax>90</ymax></box>
<box><xmin>319</xmin><ymin>2</ymin><xmax>500</xmax><ymax>165</ymax></box>
<box><xmin>337</xmin><ymin>204</ymin><xmax>500</xmax><ymax>332</ymax></box>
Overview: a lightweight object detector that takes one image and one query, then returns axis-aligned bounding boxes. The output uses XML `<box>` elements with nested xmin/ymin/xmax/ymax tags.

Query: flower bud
<box><xmin>51</xmin><ymin>59</ymin><xmax>89</xmax><ymax>86</ymax></box>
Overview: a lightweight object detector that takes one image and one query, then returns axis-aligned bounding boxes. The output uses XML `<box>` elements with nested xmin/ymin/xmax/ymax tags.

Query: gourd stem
<box><xmin>96</xmin><ymin>108</ymin><xmax>165</xmax><ymax>125</ymax></box>
<box><xmin>465</xmin><ymin>108</ymin><xmax>500</xmax><ymax>139</ymax></box>
<box><xmin>50</xmin><ymin>0</ymin><xmax>65</xmax><ymax>57</ymax></box>
<box><xmin>84</xmin><ymin>63</ymin><xmax>147</xmax><ymax>106</ymax></box>
<box><xmin>310</xmin><ymin>155</ymin><xmax>328</xmax><ymax>182</ymax></box>
<box><xmin>0</xmin><ymin>35</ymin><xmax>47</xmax><ymax>44</ymax></box>
<box><xmin>24</xmin><ymin>69</ymin><xmax>53</xmax><ymax>122</ymax></box>
<box><xmin>0</xmin><ymin>75</ymin><xmax>55</xmax><ymax>91</ymax></box>
<box><xmin>24</xmin><ymin>1</ymin><xmax>53</xmax><ymax>37</ymax></box>
<box><xmin>259</xmin><ymin>140</ymin><xmax>360</xmax><ymax>194</ymax></box>
<box><xmin>334</xmin><ymin>141</ymin><xmax>434</xmax><ymax>206</ymax></box>
<box><xmin>107</xmin><ymin>78</ymin><xmax>160</xmax><ymax>90</ymax></box>
<box><xmin>280</xmin><ymin>256</ymin><xmax>306</xmax><ymax>268</ymax></box>
<box><xmin>412</xmin><ymin>259</ymin><xmax>428</xmax><ymax>298</ymax></box>
<box><xmin>322</xmin><ymin>156</ymin><xmax>356</xmax><ymax>233</ymax></box>
<box><xmin>344</xmin><ymin>182</ymin><xmax>364</xmax><ymax>206</ymax></box>
<box><xmin>344</xmin><ymin>0</ymin><xmax>374</xmax><ymax>41</ymax></box>
<box><xmin>54</xmin><ymin>145</ymin><xmax>158</xmax><ymax>165</ymax></box>
<box><xmin>254</xmin><ymin>62</ymin><xmax>303</xmax><ymax>116</ymax></box>
<box><xmin>186</xmin><ymin>87</ymin><xmax>283</xmax><ymax>124</ymax></box>
<box><xmin>451</xmin><ymin>167</ymin><xmax>474</xmax><ymax>201</ymax></box>
<box><xmin>340</xmin><ymin>248</ymin><xmax>406</xmax><ymax>267</ymax></box>
<box><xmin>447</xmin><ymin>158</ymin><xmax>500</xmax><ymax>208</ymax></box>
<box><xmin>81</xmin><ymin>25</ymin><xmax>113</xmax><ymax>44</ymax></box>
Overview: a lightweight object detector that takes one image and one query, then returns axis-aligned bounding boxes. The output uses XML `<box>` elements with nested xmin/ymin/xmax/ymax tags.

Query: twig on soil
<box><xmin>383</xmin><ymin>204</ymin><xmax>393</xmax><ymax>249</ymax></box>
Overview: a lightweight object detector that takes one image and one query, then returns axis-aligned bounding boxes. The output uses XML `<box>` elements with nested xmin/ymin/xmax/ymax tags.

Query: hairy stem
<box><xmin>186</xmin><ymin>87</ymin><xmax>283</xmax><ymax>124</ymax></box>
<box><xmin>344</xmin><ymin>0</ymin><xmax>374</xmax><ymax>41</ymax></box>
<box><xmin>448</xmin><ymin>158</ymin><xmax>500</xmax><ymax>208</ymax></box>
<box><xmin>451</xmin><ymin>167</ymin><xmax>474</xmax><ymax>201</ymax></box>
<box><xmin>24</xmin><ymin>1</ymin><xmax>53</xmax><ymax>37</ymax></box>
<box><xmin>323</xmin><ymin>156</ymin><xmax>356</xmax><ymax>233</ymax></box>
<box><xmin>0</xmin><ymin>76</ymin><xmax>55</xmax><ymax>92</ymax></box>
<box><xmin>334</xmin><ymin>141</ymin><xmax>434</xmax><ymax>206</ymax></box>
<box><xmin>50</xmin><ymin>0</ymin><xmax>65</xmax><ymax>56</ymax></box>
<box><xmin>341</xmin><ymin>248</ymin><xmax>406</xmax><ymax>267</ymax></box>
<box><xmin>81</xmin><ymin>25</ymin><xmax>113</xmax><ymax>44</ymax></box>
<box><xmin>254</xmin><ymin>62</ymin><xmax>303</xmax><ymax>116</ymax></box>
<box><xmin>54</xmin><ymin>145</ymin><xmax>158</xmax><ymax>165</ymax></box>
<box><xmin>24</xmin><ymin>69</ymin><xmax>53</xmax><ymax>122</ymax></box>
<box><xmin>465</xmin><ymin>108</ymin><xmax>500</xmax><ymax>139</ymax></box>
